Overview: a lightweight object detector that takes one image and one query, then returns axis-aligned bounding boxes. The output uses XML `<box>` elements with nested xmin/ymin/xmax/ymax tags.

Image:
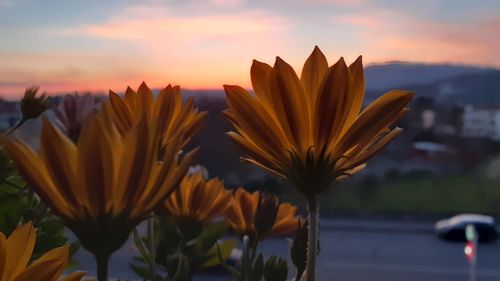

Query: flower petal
<box><xmin>314</xmin><ymin>58</ymin><xmax>351</xmax><ymax>151</ymax></box>
<box><xmin>39</xmin><ymin>119</ymin><xmax>80</xmax><ymax>209</ymax></box>
<box><xmin>0</xmin><ymin>233</ymin><xmax>7</xmax><ymax>281</ymax></box>
<box><xmin>226</xmin><ymin>132</ymin><xmax>282</xmax><ymax>175</ymax></box>
<box><xmin>60</xmin><ymin>272</ymin><xmax>87</xmax><ymax>281</ymax></box>
<box><xmin>340</xmin><ymin>128</ymin><xmax>403</xmax><ymax>170</ymax></box>
<box><xmin>5</xmin><ymin>223</ymin><xmax>35</xmax><ymax>280</ymax></box>
<box><xmin>344</xmin><ymin>55</ymin><xmax>365</xmax><ymax>128</ymax></box>
<box><xmin>270</xmin><ymin>57</ymin><xmax>310</xmax><ymax>150</ymax></box>
<box><xmin>107</xmin><ymin>91</ymin><xmax>132</xmax><ymax>135</ymax></box>
<box><xmin>224</xmin><ymin>85</ymin><xmax>288</xmax><ymax>161</ymax></box>
<box><xmin>0</xmin><ymin>138</ymin><xmax>70</xmax><ymax>218</ymax></box>
<box><xmin>301</xmin><ymin>46</ymin><xmax>329</xmax><ymax>103</ymax></box>
<box><xmin>31</xmin><ymin>245</ymin><xmax>69</xmax><ymax>268</ymax></box>
<box><xmin>251</xmin><ymin>60</ymin><xmax>274</xmax><ymax>110</ymax></box>
<box><xmin>336</xmin><ymin>90</ymin><xmax>414</xmax><ymax>156</ymax></box>
<box><xmin>12</xmin><ymin>259</ymin><xmax>64</xmax><ymax>281</ymax></box>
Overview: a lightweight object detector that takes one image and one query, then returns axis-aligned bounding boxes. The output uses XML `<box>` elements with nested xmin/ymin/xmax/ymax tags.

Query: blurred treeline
<box><xmin>4</xmin><ymin>93</ymin><xmax>500</xmax><ymax>216</ymax></box>
<box><xmin>188</xmin><ymin>95</ymin><xmax>500</xmax><ymax>217</ymax></box>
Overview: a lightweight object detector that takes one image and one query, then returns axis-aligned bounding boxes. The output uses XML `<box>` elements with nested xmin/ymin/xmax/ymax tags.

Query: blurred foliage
<box><xmin>263</xmin><ymin>256</ymin><xmax>288</xmax><ymax>281</ymax></box>
<box><xmin>131</xmin><ymin>216</ymin><xmax>236</xmax><ymax>281</ymax></box>
<box><xmin>319</xmin><ymin>172</ymin><xmax>500</xmax><ymax>215</ymax></box>
<box><xmin>0</xmin><ymin>134</ymin><xmax>78</xmax><ymax>262</ymax></box>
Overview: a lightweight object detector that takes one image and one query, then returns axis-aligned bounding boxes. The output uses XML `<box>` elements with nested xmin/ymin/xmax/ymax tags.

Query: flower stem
<box><xmin>148</xmin><ymin>217</ymin><xmax>157</xmax><ymax>280</ymax></box>
<box><xmin>5</xmin><ymin>119</ymin><xmax>26</xmax><ymax>135</ymax></box>
<box><xmin>305</xmin><ymin>196</ymin><xmax>318</xmax><ymax>281</ymax></box>
<box><xmin>96</xmin><ymin>252</ymin><xmax>109</xmax><ymax>281</ymax></box>
<box><xmin>250</xmin><ymin>233</ymin><xmax>259</xmax><ymax>262</ymax></box>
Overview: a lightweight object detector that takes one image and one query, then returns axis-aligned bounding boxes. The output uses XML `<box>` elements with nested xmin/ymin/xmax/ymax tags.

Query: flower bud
<box><xmin>20</xmin><ymin>86</ymin><xmax>48</xmax><ymax>121</ymax></box>
<box><xmin>263</xmin><ymin>255</ymin><xmax>288</xmax><ymax>281</ymax></box>
<box><xmin>53</xmin><ymin>93</ymin><xmax>96</xmax><ymax>142</ymax></box>
<box><xmin>254</xmin><ymin>192</ymin><xmax>280</xmax><ymax>235</ymax></box>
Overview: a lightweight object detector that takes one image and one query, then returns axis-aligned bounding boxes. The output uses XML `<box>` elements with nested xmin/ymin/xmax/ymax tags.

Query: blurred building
<box><xmin>462</xmin><ymin>105</ymin><xmax>500</xmax><ymax>140</ymax></box>
<box><xmin>0</xmin><ymin>100</ymin><xmax>20</xmax><ymax>131</ymax></box>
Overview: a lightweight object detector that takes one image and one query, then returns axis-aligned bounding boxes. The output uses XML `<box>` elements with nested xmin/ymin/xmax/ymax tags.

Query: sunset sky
<box><xmin>1</xmin><ymin>0</ymin><xmax>499</xmax><ymax>98</ymax></box>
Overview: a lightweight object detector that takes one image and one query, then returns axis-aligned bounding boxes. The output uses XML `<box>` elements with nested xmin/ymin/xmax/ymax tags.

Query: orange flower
<box><xmin>224</xmin><ymin>188</ymin><xmax>298</xmax><ymax>241</ymax></box>
<box><xmin>104</xmin><ymin>82</ymin><xmax>206</xmax><ymax>149</ymax></box>
<box><xmin>224</xmin><ymin>46</ymin><xmax>413</xmax><ymax>197</ymax></box>
<box><xmin>0</xmin><ymin>222</ymin><xmax>89</xmax><ymax>281</ymax></box>
<box><xmin>53</xmin><ymin>93</ymin><xmax>96</xmax><ymax>142</ymax></box>
<box><xmin>2</xmin><ymin>112</ymin><xmax>197</xmax><ymax>280</ymax></box>
<box><xmin>163</xmin><ymin>170</ymin><xmax>231</xmax><ymax>225</ymax></box>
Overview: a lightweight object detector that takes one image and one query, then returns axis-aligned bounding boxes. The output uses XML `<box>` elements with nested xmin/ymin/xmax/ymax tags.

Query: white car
<box><xmin>435</xmin><ymin>214</ymin><xmax>499</xmax><ymax>243</ymax></box>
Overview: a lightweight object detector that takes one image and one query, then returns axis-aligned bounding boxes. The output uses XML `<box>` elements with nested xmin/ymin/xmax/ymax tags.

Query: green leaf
<box><xmin>130</xmin><ymin>262</ymin><xmax>148</xmax><ymax>278</ymax></box>
<box><xmin>0</xmin><ymin>183</ymin><xmax>21</xmax><ymax>194</ymax></box>
<box><xmin>251</xmin><ymin>254</ymin><xmax>264</xmax><ymax>281</ymax></box>
<box><xmin>196</xmin><ymin>220</ymin><xmax>228</xmax><ymax>252</ymax></box>
<box><xmin>201</xmin><ymin>239</ymin><xmax>237</xmax><ymax>268</ymax></box>
<box><xmin>38</xmin><ymin>219</ymin><xmax>65</xmax><ymax>235</ymax></box>
<box><xmin>69</xmin><ymin>242</ymin><xmax>80</xmax><ymax>257</ymax></box>
<box><xmin>33</xmin><ymin>235</ymin><xmax>67</xmax><ymax>259</ymax></box>
<box><xmin>133</xmin><ymin>228</ymin><xmax>155</xmax><ymax>266</ymax></box>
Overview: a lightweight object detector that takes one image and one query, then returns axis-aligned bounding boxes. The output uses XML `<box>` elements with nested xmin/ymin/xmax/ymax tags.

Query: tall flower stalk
<box><xmin>223</xmin><ymin>46</ymin><xmax>414</xmax><ymax>280</ymax></box>
<box><xmin>2</xmin><ymin>83</ymin><xmax>205</xmax><ymax>281</ymax></box>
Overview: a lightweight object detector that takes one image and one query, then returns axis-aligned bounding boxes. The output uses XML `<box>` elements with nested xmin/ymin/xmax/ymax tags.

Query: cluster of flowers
<box><xmin>0</xmin><ymin>46</ymin><xmax>413</xmax><ymax>281</ymax></box>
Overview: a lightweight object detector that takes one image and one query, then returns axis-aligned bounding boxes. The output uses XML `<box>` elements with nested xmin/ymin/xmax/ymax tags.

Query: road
<box><xmin>73</xmin><ymin>218</ymin><xmax>500</xmax><ymax>281</ymax></box>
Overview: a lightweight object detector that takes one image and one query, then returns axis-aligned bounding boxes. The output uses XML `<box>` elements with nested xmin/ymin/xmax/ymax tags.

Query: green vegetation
<box><xmin>320</xmin><ymin>173</ymin><xmax>500</xmax><ymax>215</ymax></box>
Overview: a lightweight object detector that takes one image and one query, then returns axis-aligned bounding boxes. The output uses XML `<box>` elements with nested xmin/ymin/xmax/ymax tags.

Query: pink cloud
<box><xmin>62</xmin><ymin>10</ymin><xmax>292</xmax><ymax>86</ymax></box>
<box><xmin>333</xmin><ymin>14</ymin><xmax>382</xmax><ymax>28</ymax></box>
<box><xmin>72</xmin><ymin>11</ymin><xmax>289</xmax><ymax>41</ymax></box>
<box><xmin>210</xmin><ymin>0</ymin><xmax>244</xmax><ymax>7</ymax></box>
<box><xmin>294</xmin><ymin>0</ymin><xmax>364</xmax><ymax>5</ymax></box>
<box><xmin>2</xmin><ymin>1</ymin><xmax>498</xmax><ymax>98</ymax></box>
<box><xmin>327</xmin><ymin>8</ymin><xmax>500</xmax><ymax>67</ymax></box>
<box><xmin>0</xmin><ymin>9</ymin><xmax>294</xmax><ymax>96</ymax></box>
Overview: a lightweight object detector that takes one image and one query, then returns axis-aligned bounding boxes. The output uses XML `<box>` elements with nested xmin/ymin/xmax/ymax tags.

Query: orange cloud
<box><xmin>63</xmin><ymin>9</ymin><xmax>292</xmax><ymax>87</ymax></box>
<box><xmin>1</xmin><ymin>8</ymin><xmax>293</xmax><ymax>97</ymax></box>
<box><xmin>1</xmin><ymin>1</ymin><xmax>498</xmax><ymax>98</ymax></box>
<box><xmin>71</xmin><ymin>10</ymin><xmax>290</xmax><ymax>41</ymax></box>
<box><xmin>0</xmin><ymin>51</ymin><xmax>159</xmax><ymax>98</ymax></box>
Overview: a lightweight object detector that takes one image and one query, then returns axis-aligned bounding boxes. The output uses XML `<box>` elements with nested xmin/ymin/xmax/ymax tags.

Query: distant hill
<box><xmin>392</xmin><ymin>70</ymin><xmax>500</xmax><ymax>106</ymax></box>
<box><xmin>3</xmin><ymin>61</ymin><xmax>494</xmax><ymax>104</ymax></box>
<box><xmin>364</xmin><ymin>62</ymin><xmax>497</xmax><ymax>91</ymax></box>
<box><xmin>180</xmin><ymin>62</ymin><xmax>498</xmax><ymax>100</ymax></box>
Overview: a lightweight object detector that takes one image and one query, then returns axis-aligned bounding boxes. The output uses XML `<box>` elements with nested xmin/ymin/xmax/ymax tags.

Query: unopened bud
<box><xmin>53</xmin><ymin>93</ymin><xmax>95</xmax><ymax>142</ymax></box>
<box><xmin>263</xmin><ymin>255</ymin><xmax>288</xmax><ymax>281</ymax></box>
<box><xmin>20</xmin><ymin>86</ymin><xmax>48</xmax><ymax>121</ymax></box>
<box><xmin>254</xmin><ymin>191</ymin><xmax>280</xmax><ymax>235</ymax></box>
<box><xmin>291</xmin><ymin>219</ymin><xmax>308</xmax><ymax>275</ymax></box>
<box><xmin>177</xmin><ymin>216</ymin><xmax>204</xmax><ymax>241</ymax></box>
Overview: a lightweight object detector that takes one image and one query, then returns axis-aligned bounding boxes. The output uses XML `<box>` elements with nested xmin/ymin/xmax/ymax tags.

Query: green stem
<box><xmin>241</xmin><ymin>235</ymin><xmax>250</xmax><ymax>281</ymax></box>
<box><xmin>170</xmin><ymin>236</ymin><xmax>185</xmax><ymax>281</ymax></box>
<box><xmin>96</xmin><ymin>252</ymin><xmax>109</xmax><ymax>281</ymax></box>
<box><xmin>148</xmin><ymin>217</ymin><xmax>157</xmax><ymax>280</ymax></box>
<box><xmin>305</xmin><ymin>196</ymin><xmax>318</xmax><ymax>281</ymax></box>
<box><xmin>250</xmin><ymin>233</ymin><xmax>259</xmax><ymax>262</ymax></box>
